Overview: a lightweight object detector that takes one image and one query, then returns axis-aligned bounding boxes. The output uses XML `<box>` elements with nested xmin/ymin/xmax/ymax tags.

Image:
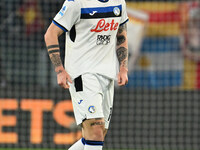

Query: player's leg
<box><xmin>81</xmin><ymin>76</ymin><xmax>114</xmax><ymax>150</ymax></box>
<box><xmin>68</xmin><ymin>124</ymin><xmax>106</xmax><ymax>150</ymax></box>
<box><xmin>82</xmin><ymin>118</ymin><xmax>105</xmax><ymax>150</ymax></box>
<box><xmin>69</xmin><ymin>74</ymin><xmax>105</xmax><ymax>150</ymax></box>
<box><xmin>82</xmin><ymin>118</ymin><xmax>105</xmax><ymax>140</ymax></box>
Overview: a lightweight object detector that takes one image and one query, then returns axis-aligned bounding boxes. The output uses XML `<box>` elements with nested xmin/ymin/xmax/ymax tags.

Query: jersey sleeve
<box><xmin>53</xmin><ymin>0</ymin><xmax>81</xmax><ymax>32</ymax></box>
<box><xmin>120</xmin><ymin>0</ymin><xmax>129</xmax><ymax>26</ymax></box>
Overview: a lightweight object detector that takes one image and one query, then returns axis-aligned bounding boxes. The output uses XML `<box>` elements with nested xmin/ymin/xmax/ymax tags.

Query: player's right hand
<box><xmin>56</xmin><ymin>69</ymin><xmax>72</xmax><ymax>89</ymax></box>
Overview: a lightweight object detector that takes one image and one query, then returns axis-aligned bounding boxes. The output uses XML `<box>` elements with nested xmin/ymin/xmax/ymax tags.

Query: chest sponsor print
<box><xmin>91</xmin><ymin>19</ymin><xmax>119</xmax><ymax>32</ymax></box>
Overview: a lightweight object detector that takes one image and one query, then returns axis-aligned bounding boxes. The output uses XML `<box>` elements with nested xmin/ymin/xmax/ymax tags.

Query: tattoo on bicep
<box><xmin>117</xmin><ymin>35</ymin><xmax>126</xmax><ymax>46</ymax></box>
<box><xmin>50</xmin><ymin>54</ymin><xmax>62</xmax><ymax>68</ymax></box>
<box><xmin>118</xmin><ymin>23</ymin><xmax>127</xmax><ymax>34</ymax></box>
<box><xmin>116</xmin><ymin>47</ymin><xmax>128</xmax><ymax>66</ymax></box>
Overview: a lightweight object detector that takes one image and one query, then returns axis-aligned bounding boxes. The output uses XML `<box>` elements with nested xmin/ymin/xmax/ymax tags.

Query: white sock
<box><xmin>84</xmin><ymin>140</ymin><xmax>103</xmax><ymax>150</ymax></box>
<box><xmin>68</xmin><ymin>138</ymin><xmax>85</xmax><ymax>150</ymax></box>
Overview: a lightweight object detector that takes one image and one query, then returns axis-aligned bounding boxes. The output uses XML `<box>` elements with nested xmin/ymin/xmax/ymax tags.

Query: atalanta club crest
<box><xmin>113</xmin><ymin>7</ymin><xmax>120</xmax><ymax>16</ymax></box>
<box><xmin>88</xmin><ymin>106</ymin><xmax>96</xmax><ymax>113</ymax></box>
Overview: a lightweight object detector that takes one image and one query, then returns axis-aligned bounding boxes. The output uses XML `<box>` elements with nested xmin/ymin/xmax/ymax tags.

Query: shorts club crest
<box><xmin>88</xmin><ymin>106</ymin><xmax>96</xmax><ymax>113</ymax></box>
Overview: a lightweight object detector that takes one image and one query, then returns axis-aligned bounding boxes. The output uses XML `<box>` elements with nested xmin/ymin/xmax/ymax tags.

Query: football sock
<box><xmin>68</xmin><ymin>138</ymin><xmax>85</xmax><ymax>150</ymax></box>
<box><xmin>84</xmin><ymin>140</ymin><xmax>103</xmax><ymax>150</ymax></box>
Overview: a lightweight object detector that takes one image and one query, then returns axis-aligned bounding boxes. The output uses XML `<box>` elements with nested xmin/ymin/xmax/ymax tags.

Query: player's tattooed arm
<box><xmin>44</xmin><ymin>22</ymin><xmax>66</xmax><ymax>74</ymax></box>
<box><xmin>116</xmin><ymin>23</ymin><xmax>128</xmax><ymax>69</ymax></box>
<box><xmin>47</xmin><ymin>44</ymin><xmax>63</xmax><ymax>74</ymax></box>
<box><xmin>116</xmin><ymin>23</ymin><xmax>128</xmax><ymax>86</ymax></box>
<box><xmin>44</xmin><ymin>22</ymin><xmax>72</xmax><ymax>89</ymax></box>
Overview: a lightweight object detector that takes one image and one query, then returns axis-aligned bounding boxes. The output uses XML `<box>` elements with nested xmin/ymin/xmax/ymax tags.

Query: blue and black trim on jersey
<box><xmin>120</xmin><ymin>18</ymin><xmax>129</xmax><ymax>26</ymax></box>
<box><xmin>81</xmin><ymin>5</ymin><xmax>122</xmax><ymax>19</ymax></box>
<box><xmin>52</xmin><ymin>20</ymin><xmax>68</xmax><ymax>32</ymax></box>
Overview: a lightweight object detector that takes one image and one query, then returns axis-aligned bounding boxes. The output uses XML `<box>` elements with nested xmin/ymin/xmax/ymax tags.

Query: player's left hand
<box><xmin>117</xmin><ymin>67</ymin><xmax>128</xmax><ymax>86</ymax></box>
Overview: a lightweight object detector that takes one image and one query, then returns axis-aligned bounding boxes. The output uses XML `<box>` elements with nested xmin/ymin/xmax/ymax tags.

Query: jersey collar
<box><xmin>98</xmin><ymin>0</ymin><xmax>109</xmax><ymax>3</ymax></box>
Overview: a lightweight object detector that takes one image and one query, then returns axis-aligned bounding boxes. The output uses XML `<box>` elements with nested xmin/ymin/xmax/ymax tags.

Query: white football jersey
<box><xmin>53</xmin><ymin>0</ymin><xmax>128</xmax><ymax>80</ymax></box>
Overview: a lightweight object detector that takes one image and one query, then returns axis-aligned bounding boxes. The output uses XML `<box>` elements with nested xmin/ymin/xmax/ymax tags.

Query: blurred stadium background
<box><xmin>0</xmin><ymin>0</ymin><xmax>199</xmax><ymax>150</ymax></box>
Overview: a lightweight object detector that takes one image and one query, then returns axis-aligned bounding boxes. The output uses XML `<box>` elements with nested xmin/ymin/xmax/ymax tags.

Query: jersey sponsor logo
<box><xmin>96</xmin><ymin>35</ymin><xmax>111</xmax><ymax>45</ymax></box>
<box><xmin>113</xmin><ymin>7</ymin><xmax>120</xmax><ymax>16</ymax></box>
<box><xmin>88</xmin><ymin>106</ymin><xmax>96</xmax><ymax>113</ymax></box>
<box><xmin>89</xmin><ymin>11</ymin><xmax>98</xmax><ymax>16</ymax></box>
<box><xmin>91</xmin><ymin>19</ymin><xmax>119</xmax><ymax>32</ymax></box>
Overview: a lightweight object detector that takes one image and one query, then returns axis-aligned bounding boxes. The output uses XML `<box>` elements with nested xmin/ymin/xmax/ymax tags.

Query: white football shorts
<box><xmin>69</xmin><ymin>73</ymin><xmax>114</xmax><ymax>129</ymax></box>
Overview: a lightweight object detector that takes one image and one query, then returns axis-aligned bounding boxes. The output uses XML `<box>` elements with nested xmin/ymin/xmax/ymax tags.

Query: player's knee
<box><xmin>89</xmin><ymin>119</ymin><xmax>105</xmax><ymax>140</ymax></box>
<box><xmin>91</xmin><ymin>128</ymin><xmax>104</xmax><ymax>140</ymax></box>
<box><xmin>83</xmin><ymin>118</ymin><xmax>105</xmax><ymax>141</ymax></box>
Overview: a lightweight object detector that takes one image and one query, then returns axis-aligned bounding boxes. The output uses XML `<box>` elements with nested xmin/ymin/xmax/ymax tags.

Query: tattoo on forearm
<box><xmin>91</xmin><ymin>121</ymin><xmax>105</xmax><ymax>126</ymax></box>
<box><xmin>48</xmin><ymin>49</ymin><xmax>60</xmax><ymax>54</ymax></box>
<box><xmin>50</xmin><ymin>54</ymin><xmax>62</xmax><ymax>68</ymax></box>
<box><xmin>47</xmin><ymin>45</ymin><xmax>59</xmax><ymax>49</ymax></box>
<box><xmin>118</xmin><ymin>24</ymin><xmax>127</xmax><ymax>34</ymax></box>
<box><xmin>121</xmin><ymin>59</ymin><xmax>128</xmax><ymax>68</ymax></box>
<box><xmin>116</xmin><ymin>47</ymin><xmax>128</xmax><ymax>67</ymax></box>
<box><xmin>117</xmin><ymin>35</ymin><xmax>126</xmax><ymax>46</ymax></box>
<box><xmin>47</xmin><ymin>45</ymin><xmax>62</xmax><ymax>68</ymax></box>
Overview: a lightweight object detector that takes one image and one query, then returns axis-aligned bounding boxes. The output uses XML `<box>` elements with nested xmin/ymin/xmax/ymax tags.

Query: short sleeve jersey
<box><xmin>53</xmin><ymin>0</ymin><xmax>128</xmax><ymax>80</ymax></box>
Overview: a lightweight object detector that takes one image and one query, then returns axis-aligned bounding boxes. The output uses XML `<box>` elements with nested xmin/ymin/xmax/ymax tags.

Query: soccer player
<box><xmin>44</xmin><ymin>0</ymin><xmax>129</xmax><ymax>149</ymax></box>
